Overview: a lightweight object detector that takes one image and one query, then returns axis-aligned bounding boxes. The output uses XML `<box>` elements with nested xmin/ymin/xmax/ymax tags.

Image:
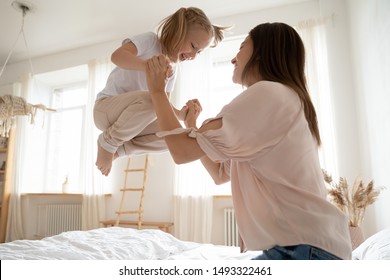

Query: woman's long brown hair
<box><xmin>242</xmin><ymin>22</ymin><xmax>321</xmax><ymax>146</ymax></box>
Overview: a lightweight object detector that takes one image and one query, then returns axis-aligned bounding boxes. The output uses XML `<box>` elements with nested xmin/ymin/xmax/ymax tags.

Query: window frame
<box><xmin>43</xmin><ymin>81</ymin><xmax>87</xmax><ymax>193</ymax></box>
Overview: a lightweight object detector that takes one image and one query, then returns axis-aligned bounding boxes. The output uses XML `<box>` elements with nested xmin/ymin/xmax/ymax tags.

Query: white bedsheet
<box><xmin>352</xmin><ymin>228</ymin><xmax>390</xmax><ymax>260</ymax></box>
<box><xmin>0</xmin><ymin>227</ymin><xmax>260</xmax><ymax>260</ymax></box>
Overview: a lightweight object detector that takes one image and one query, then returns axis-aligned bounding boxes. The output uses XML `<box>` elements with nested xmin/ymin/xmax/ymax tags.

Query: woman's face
<box><xmin>231</xmin><ymin>35</ymin><xmax>259</xmax><ymax>87</ymax></box>
<box><xmin>174</xmin><ymin>25</ymin><xmax>212</xmax><ymax>62</ymax></box>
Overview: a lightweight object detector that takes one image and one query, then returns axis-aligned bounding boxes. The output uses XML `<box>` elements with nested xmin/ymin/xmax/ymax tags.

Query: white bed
<box><xmin>0</xmin><ymin>227</ymin><xmax>260</xmax><ymax>260</ymax></box>
<box><xmin>1</xmin><ymin>226</ymin><xmax>389</xmax><ymax>260</ymax></box>
<box><xmin>352</xmin><ymin>228</ymin><xmax>390</xmax><ymax>260</ymax></box>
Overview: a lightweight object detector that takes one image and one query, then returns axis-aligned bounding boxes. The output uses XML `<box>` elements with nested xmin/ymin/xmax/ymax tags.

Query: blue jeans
<box><xmin>252</xmin><ymin>245</ymin><xmax>342</xmax><ymax>260</ymax></box>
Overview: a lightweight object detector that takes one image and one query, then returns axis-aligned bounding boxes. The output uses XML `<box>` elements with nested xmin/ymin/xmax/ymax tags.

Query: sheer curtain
<box><xmin>348</xmin><ymin>0</ymin><xmax>390</xmax><ymax>230</ymax></box>
<box><xmin>296</xmin><ymin>17</ymin><xmax>338</xmax><ymax>174</ymax></box>
<box><xmin>81</xmin><ymin>57</ymin><xmax>114</xmax><ymax>229</ymax></box>
<box><xmin>171</xmin><ymin>52</ymin><xmax>214</xmax><ymax>243</ymax></box>
<box><xmin>6</xmin><ymin>57</ymin><xmax>114</xmax><ymax>238</ymax></box>
<box><xmin>6</xmin><ymin>74</ymin><xmax>32</xmax><ymax>241</ymax></box>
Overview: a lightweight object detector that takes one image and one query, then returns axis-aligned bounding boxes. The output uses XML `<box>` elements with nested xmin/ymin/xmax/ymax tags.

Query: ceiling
<box><xmin>0</xmin><ymin>0</ymin><xmax>306</xmax><ymax>66</ymax></box>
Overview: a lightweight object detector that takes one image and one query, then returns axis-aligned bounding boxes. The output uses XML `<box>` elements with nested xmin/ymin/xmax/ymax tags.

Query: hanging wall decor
<box><xmin>0</xmin><ymin>2</ymin><xmax>55</xmax><ymax>137</ymax></box>
<box><xmin>0</xmin><ymin>94</ymin><xmax>54</xmax><ymax>137</ymax></box>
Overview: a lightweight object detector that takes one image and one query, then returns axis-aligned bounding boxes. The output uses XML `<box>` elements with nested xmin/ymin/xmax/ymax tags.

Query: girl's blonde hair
<box><xmin>157</xmin><ymin>7</ymin><xmax>229</xmax><ymax>60</ymax></box>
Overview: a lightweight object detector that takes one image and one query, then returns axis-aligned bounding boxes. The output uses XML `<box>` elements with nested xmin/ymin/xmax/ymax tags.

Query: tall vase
<box><xmin>349</xmin><ymin>226</ymin><xmax>365</xmax><ymax>250</ymax></box>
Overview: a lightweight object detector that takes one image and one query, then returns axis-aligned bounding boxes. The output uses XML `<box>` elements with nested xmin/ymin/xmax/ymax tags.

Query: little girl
<box><xmin>94</xmin><ymin>7</ymin><xmax>228</xmax><ymax>176</ymax></box>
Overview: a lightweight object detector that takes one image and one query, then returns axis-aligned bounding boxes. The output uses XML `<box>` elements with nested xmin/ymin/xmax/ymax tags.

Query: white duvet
<box><xmin>0</xmin><ymin>227</ymin><xmax>260</xmax><ymax>260</ymax></box>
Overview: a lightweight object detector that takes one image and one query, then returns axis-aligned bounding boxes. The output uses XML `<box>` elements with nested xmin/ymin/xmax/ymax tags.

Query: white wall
<box><xmin>21</xmin><ymin>194</ymin><xmax>82</xmax><ymax>240</ymax></box>
<box><xmin>0</xmin><ymin>40</ymin><xmax>121</xmax><ymax>87</ymax></box>
<box><xmin>5</xmin><ymin>0</ymin><xmax>388</xmax><ymax>243</ymax></box>
<box><xmin>104</xmin><ymin>153</ymin><xmax>176</xmax><ymax>224</ymax></box>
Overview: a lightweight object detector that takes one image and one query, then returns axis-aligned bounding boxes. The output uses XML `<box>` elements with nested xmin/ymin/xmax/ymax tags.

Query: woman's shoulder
<box><xmin>249</xmin><ymin>81</ymin><xmax>291</xmax><ymax>92</ymax></box>
<box><xmin>245</xmin><ymin>81</ymin><xmax>297</xmax><ymax>102</ymax></box>
<box><xmin>220</xmin><ymin>81</ymin><xmax>298</xmax><ymax>117</ymax></box>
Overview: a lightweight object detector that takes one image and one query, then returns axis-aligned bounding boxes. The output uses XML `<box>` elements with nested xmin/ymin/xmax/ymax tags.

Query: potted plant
<box><xmin>322</xmin><ymin>169</ymin><xmax>384</xmax><ymax>249</ymax></box>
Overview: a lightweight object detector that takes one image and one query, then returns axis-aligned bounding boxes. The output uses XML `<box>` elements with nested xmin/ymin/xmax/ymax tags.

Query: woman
<box><xmin>145</xmin><ymin>22</ymin><xmax>352</xmax><ymax>260</ymax></box>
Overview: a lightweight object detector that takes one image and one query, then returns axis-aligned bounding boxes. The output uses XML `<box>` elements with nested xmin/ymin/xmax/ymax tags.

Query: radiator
<box><xmin>224</xmin><ymin>208</ymin><xmax>239</xmax><ymax>246</ymax></box>
<box><xmin>36</xmin><ymin>204</ymin><xmax>82</xmax><ymax>238</ymax></box>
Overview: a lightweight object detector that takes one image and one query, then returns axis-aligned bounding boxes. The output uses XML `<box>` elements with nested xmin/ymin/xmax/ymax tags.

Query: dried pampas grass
<box><xmin>322</xmin><ymin>169</ymin><xmax>385</xmax><ymax>227</ymax></box>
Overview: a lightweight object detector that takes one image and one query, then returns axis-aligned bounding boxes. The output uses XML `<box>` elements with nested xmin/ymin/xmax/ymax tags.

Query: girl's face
<box><xmin>175</xmin><ymin>25</ymin><xmax>212</xmax><ymax>62</ymax></box>
<box><xmin>231</xmin><ymin>36</ymin><xmax>260</xmax><ymax>87</ymax></box>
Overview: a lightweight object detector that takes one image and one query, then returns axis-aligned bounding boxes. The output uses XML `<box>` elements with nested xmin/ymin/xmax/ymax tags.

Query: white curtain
<box><xmin>296</xmin><ymin>18</ymin><xmax>338</xmax><ymax>174</ymax></box>
<box><xmin>5</xmin><ymin>74</ymin><xmax>32</xmax><ymax>241</ymax></box>
<box><xmin>347</xmin><ymin>0</ymin><xmax>390</xmax><ymax>231</ymax></box>
<box><xmin>6</xmin><ymin>58</ymin><xmax>114</xmax><ymax>237</ymax></box>
<box><xmin>81</xmin><ymin>57</ymin><xmax>114</xmax><ymax>229</ymax></box>
<box><xmin>171</xmin><ymin>52</ymin><xmax>214</xmax><ymax>243</ymax></box>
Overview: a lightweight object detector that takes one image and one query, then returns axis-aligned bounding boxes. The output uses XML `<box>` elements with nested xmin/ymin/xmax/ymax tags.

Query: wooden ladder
<box><xmin>101</xmin><ymin>154</ymin><xmax>173</xmax><ymax>233</ymax></box>
<box><xmin>114</xmin><ymin>154</ymin><xmax>149</xmax><ymax>229</ymax></box>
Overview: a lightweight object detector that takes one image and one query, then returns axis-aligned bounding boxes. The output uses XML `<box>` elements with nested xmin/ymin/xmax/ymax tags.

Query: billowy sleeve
<box><xmin>157</xmin><ymin>81</ymin><xmax>301</xmax><ymax>163</ymax></box>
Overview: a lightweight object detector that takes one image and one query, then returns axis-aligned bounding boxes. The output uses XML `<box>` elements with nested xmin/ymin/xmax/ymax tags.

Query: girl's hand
<box><xmin>177</xmin><ymin>105</ymin><xmax>189</xmax><ymax>121</ymax></box>
<box><xmin>146</xmin><ymin>55</ymin><xmax>171</xmax><ymax>94</ymax></box>
<box><xmin>184</xmin><ymin>99</ymin><xmax>202</xmax><ymax>128</ymax></box>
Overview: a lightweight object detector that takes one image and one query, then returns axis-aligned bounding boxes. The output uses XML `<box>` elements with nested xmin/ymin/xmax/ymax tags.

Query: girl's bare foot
<box><xmin>96</xmin><ymin>143</ymin><xmax>114</xmax><ymax>176</ymax></box>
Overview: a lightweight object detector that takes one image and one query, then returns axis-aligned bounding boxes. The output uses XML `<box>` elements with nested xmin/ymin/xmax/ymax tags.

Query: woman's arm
<box><xmin>146</xmin><ymin>55</ymin><xmax>229</xmax><ymax>183</ymax></box>
<box><xmin>200</xmin><ymin>156</ymin><xmax>230</xmax><ymax>185</ymax></box>
<box><xmin>184</xmin><ymin>100</ymin><xmax>229</xmax><ymax>184</ymax></box>
<box><xmin>146</xmin><ymin>90</ymin><xmax>204</xmax><ymax>164</ymax></box>
<box><xmin>145</xmin><ymin>55</ymin><xmax>218</xmax><ymax>162</ymax></box>
<box><xmin>145</xmin><ymin>55</ymin><xmax>201</xmax><ymax>163</ymax></box>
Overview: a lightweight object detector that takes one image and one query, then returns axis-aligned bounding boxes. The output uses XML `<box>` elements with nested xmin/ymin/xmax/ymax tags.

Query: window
<box><xmin>209</xmin><ymin>37</ymin><xmax>244</xmax><ymax>195</ymax></box>
<box><xmin>44</xmin><ymin>83</ymin><xmax>87</xmax><ymax>193</ymax></box>
<box><xmin>205</xmin><ymin>36</ymin><xmax>244</xmax><ymax>122</ymax></box>
<box><xmin>25</xmin><ymin>65</ymin><xmax>89</xmax><ymax>193</ymax></box>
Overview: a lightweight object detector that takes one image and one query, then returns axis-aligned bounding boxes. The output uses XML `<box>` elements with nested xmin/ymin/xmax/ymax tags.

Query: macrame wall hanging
<box><xmin>0</xmin><ymin>95</ymin><xmax>55</xmax><ymax>137</ymax></box>
<box><xmin>0</xmin><ymin>1</ymin><xmax>55</xmax><ymax>137</ymax></box>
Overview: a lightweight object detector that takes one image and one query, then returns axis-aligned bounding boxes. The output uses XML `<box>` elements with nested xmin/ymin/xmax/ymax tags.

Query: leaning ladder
<box><xmin>114</xmin><ymin>154</ymin><xmax>149</xmax><ymax>229</ymax></box>
<box><xmin>101</xmin><ymin>154</ymin><xmax>173</xmax><ymax>232</ymax></box>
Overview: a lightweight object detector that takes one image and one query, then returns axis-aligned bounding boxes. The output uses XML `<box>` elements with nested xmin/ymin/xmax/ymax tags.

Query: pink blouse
<box><xmin>159</xmin><ymin>81</ymin><xmax>352</xmax><ymax>259</ymax></box>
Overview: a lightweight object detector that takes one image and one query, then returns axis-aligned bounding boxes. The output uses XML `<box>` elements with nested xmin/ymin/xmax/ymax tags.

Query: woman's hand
<box><xmin>184</xmin><ymin>99</ymin><xmax>202</xmax><ymax>128</ymax></box>
<box><xmin>146</xmin><ymin>55</ymin><xmax>172</xmax><ymax>94</ymax></box>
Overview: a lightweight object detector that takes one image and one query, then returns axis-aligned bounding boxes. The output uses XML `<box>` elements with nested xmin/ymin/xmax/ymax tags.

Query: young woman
<box><xmin>145</xmin><ymin>22</ymin><xmax>352</xmax><ymax>260</ymax></box>
<box><xmin>94</xmin><ymin>7</ymin><xmax>227</xmax><ymax>176</ymax></box>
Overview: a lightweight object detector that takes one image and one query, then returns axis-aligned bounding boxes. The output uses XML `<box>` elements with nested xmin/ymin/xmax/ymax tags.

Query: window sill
<box><xmin>21</xmin><ymin>193</ymin><xmax>112</xmax><ymax>197</ymax></box>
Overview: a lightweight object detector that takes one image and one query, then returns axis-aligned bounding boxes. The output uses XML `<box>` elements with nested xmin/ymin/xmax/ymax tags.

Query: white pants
<box><xmin>93</xmin><ymin>91</ymin><xmax>167</xmax><ymax>156</ymax></box>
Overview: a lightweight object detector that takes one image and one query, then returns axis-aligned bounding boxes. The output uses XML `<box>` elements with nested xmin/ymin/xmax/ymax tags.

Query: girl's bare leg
<box><xmin>96</xmin><ymin>142</ymin><xmax>114</xmax><ymax>176</ymax></box>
